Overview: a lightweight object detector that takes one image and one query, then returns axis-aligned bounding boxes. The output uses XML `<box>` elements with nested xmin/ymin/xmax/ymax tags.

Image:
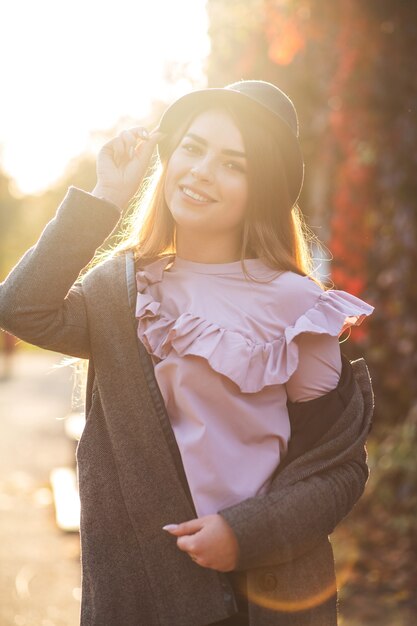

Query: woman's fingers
<box><xmin>162</xmin><ymin>520</ymin><xmax>202</xmax><ymax>558</ymax></box>
<box><xmin>107</xmin><ymin>127</ymin><xmax>151</xmax><ymax>166</ymax></box>
<box><xmin>94</xmin><ymin>125</ymin><xmax>167</xmax><ymax>209</ymax></box>
<box><xmin>162</xmin><ymin>518</ymin><xmax>203</xmax><ymax>535</ymax></box>
<box><xmin>119</xmin><ymin>129</ymin><xmax>143</xmax><ymax>158</ymax></box>
<box><xmin>134</xmin><ymin>129</ymin><xmax>165</xmax><ymax>158</ymax></box>
<box><xmin>161</xmin><ymin>514</ymin><xmax>239</xmax><ymax>571</ymax></box>
<box><xmin>100</xmin><ymin>135</ymin><xmax>123</xmax><ymax>167</ymax></box>
<box><xmin>115</xmin><ymin>127</ymin><xmax>165</xmax><ymax>163</ymax></box>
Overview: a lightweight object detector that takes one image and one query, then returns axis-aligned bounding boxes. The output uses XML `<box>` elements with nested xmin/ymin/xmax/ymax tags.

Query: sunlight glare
<box><xmin>0</xmin><ymin>0</ymin><xmax>210</xmax><ymax>195</ymax></box>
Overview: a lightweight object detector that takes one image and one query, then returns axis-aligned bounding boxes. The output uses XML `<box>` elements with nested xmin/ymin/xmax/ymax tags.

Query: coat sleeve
<box><xmin>219</xmin><ymin>454</ymin><xmax>368</xmax><ymax>572</ymax></box>
<box><xmin>218</xmin><ymin>364</ymin><xmax>373</xmax><ymax>572</ymax></box>
<box><xmin>0</xmin><ymin>187</ymin><xmax>121</xmax><ymax>358</ymax></box>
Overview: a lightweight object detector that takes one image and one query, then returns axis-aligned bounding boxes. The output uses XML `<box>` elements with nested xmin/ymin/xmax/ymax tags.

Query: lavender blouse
<box><xmin>135</xmin><ymin>255</ymin><xmax>374</xmax><ymax>517</ymax></box>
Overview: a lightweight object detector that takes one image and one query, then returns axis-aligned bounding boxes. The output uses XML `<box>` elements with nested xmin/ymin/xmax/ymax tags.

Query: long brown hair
<box><xmin>69</xmin><ymin>99</ymin><xmax>325</xmax><ymax>409</ymax></box>
<box><xmin>79</xmin><ymin>99</ymin><xmax>321</xmax><ymax>284</ymax></box>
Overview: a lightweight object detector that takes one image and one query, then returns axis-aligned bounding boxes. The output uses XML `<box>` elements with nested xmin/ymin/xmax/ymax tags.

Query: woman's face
<box><xmin>164</xmin><ymin>107</ymin><xmax>248</xmax><ymax>241</ymax></box>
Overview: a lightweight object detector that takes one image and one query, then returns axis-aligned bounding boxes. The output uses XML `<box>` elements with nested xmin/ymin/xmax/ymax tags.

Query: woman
<box><xmin>0</xmin><ymin>80</ymin><xmax>374</xmax><ymax>626</ymax></box>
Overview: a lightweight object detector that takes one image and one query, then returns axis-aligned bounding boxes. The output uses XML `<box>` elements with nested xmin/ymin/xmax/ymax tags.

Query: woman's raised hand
<box><xmin>92</xmin><ymin>126</ymin><xmax>166</xmax><ymax>212</ymax></box>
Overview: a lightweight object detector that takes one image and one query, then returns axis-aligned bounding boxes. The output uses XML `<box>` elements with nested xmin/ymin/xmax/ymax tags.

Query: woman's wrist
<box><xmin>91</xmin><ymin>185</ymin><xmax>124</xmax><ymax>214</ymax></box>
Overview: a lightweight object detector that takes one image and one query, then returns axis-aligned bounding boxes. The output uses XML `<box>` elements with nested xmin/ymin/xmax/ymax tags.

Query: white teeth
<box><xmin>182</xmin><ymin>186</ymin><xmax>211</xmax><ymax>202</ymax></box>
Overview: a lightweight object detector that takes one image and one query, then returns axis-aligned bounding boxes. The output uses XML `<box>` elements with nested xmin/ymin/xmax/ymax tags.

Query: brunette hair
<box><xmin>80</xmin><ymin>99</ymin><xmax>321</xmax><ymax>284</ymax></box>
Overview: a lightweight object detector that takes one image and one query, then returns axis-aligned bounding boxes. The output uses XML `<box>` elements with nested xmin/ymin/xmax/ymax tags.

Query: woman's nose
<box><xmin>190</xmin><ymin>158</ymin><xmax>215</xmax><ymax>182</ymax></box>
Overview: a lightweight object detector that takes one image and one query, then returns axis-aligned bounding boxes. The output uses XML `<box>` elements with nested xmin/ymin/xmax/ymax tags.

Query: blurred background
<box><xmin>0</xmin><ymin>1</ymin><xmax>416</xmax><ymax>625</ymax></box>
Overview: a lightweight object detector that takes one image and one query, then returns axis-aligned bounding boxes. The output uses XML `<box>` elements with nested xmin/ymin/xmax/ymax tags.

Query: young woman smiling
<box><xmin>0</xmin><ymin>80</ymin><xmax>374</xmax><ymax>626</ymax></box>
<box><xmin>163</xmin><ymin>108</ymin><xmax>249</xmax><ymax>263</ymax></box>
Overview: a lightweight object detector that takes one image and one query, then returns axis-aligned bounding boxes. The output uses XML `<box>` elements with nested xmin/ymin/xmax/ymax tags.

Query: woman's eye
<box><xmin>225</xmin><ymin>161</ymin><xmax>245</xmax><ymax>173</ymax></box>
<box><xmin>182</xmin><ymin>143</ymin><xmax>200</xmax><ymax>154</ymax></box>
<box><xmin>180</xmin><ymin>144</ymin><xmax>245</xmax><ymax>172</ymax></box>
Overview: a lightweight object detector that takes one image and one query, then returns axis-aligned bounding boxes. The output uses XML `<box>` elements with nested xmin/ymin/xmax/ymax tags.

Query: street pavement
<box><xmin>0</xmin><ymin>348</ymin><xmax>82</xmax><ymax>626</ymax></box>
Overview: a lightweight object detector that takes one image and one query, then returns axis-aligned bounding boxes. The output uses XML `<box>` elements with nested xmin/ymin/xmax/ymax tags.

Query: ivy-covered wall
<box><xmin>207</xmin><ymin>0</ymin><xmax>417</xmax><ymax>426</ymax></box>
<box><xmin>206</xmin><ymin>1</ymin><xmax>417</xmax><ymax>619</ymax></box>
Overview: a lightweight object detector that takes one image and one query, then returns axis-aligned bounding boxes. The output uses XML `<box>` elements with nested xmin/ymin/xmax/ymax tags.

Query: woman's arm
<box><xmin>219</xmin><ymin>454</ymin><xmax>368</xmax><ymax>572</ymax></box>
<box><xmin>0</xmin><ymin>187</ymin><xmax>121</xmax><ymax>358</ymax></box>
<box><xmin>217</xmin><ymin>360</ymin><xmax>373</xmax><ymax>571</ymax></box>
<box><xmin>0</xmin><ymin>127</ymin><xmax>165</xmax><ymax>358</ymax></box>
<box><xmin>167</xmin><ymin>359</ymin><xmax>372</xmax><ymax>572</ymax></box>
<box><xmin>285</xmin><ymin>333</ymin><xmax>342</xmax><ymax>402</ymax></box>
<box><xmin>280</xmin><ymin>353</ymin><xmax>355</xmax><ymax>471</ymax></box>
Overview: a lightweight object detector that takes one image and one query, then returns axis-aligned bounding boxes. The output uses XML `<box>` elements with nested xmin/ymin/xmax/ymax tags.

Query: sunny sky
<box><xmin>0</xmin><ymin>0</ymin><xmax>209</xmax><ymax>195</ymax></box>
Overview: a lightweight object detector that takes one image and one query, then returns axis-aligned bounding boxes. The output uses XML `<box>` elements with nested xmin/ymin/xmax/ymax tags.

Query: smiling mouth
<box><xmin>180</xmin><ymin>185</ymin><xmax>216</xmax><ymax>203</ymax></box>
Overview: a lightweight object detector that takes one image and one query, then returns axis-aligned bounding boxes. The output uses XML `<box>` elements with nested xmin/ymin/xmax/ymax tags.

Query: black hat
<box><xmin>156</xmin><ymin>79</ymin><xmax>304</xmax><ymax>207</ymax></box>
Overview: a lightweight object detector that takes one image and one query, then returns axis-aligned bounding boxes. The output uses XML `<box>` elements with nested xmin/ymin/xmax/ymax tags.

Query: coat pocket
<box><xmin>246</xmin><ymin>537</ymin><xmax>337</xmax><ymax>625</ymax></box>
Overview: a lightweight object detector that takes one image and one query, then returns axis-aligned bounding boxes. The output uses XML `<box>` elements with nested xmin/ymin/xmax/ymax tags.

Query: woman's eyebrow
<box><xmin>184</xmin><ymin>132</ymin><xmax>247</xmax><ymax>158</ymax></box>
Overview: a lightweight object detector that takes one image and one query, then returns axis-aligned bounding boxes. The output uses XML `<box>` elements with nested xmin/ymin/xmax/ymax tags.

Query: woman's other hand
<box><xmin>92</xmin><ymin>127</ymin><xmax>166</xmax><ymax>212</ymax></box>
<box><xmin>162</xmin><ymin>514</ymin><xmax>240</xmax><ymax>572</ymax></box>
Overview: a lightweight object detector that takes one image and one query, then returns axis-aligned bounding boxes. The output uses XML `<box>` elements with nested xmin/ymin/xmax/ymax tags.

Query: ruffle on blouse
<box><xmin>135</xmin><ymin>256</ymin><xmax>374</xmax><ymax>394</ymax></box>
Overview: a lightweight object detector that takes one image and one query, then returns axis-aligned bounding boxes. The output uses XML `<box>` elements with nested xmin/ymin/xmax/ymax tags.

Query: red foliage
<box><xmin>264</xmin><ymin>2</ymin><xmax>307</xmax><ymax>65</ymax></box>
<box><xmin>326</xmin><ymin>0</ymin><xmax>378</xmax><ymax>315</ymax></box>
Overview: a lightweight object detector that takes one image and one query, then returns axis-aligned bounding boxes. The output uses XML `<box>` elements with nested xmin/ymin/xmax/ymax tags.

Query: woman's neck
<box><xmin>175</xmin><ymin>229</ymin><xmax>243</xmax><ymax>264</ymax></box>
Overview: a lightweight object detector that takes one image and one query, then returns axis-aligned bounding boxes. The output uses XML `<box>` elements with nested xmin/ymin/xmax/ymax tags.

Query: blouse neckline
<box><xmin>171</xmin><ymin>255</ymin><xmax>269</xmax><ymax>275</ymax></box>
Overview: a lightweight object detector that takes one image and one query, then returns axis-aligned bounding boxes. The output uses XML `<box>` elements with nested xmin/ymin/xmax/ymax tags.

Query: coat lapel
<box><xmin>124</xmin><ymin>249</ymin><xmax>198</xmax><ymax>516</ymax></box>
<box><xmin>80</xmin><ymin>252</ymin><xmax>195</xmax><ymax>530</ymax></box>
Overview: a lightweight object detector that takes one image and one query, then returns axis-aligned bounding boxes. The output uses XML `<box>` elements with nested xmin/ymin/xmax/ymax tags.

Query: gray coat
<box><xmin>0</xmin><ymin>187</ymin><xmax>374</xmax><ymax>626</ymax></box>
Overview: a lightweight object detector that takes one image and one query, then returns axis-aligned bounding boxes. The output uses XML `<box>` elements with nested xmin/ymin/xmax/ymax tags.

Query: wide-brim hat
<box><xmin>156</xmin><ymin>79</ymin><xmax>304</xmax><ymax>207</ymax></box>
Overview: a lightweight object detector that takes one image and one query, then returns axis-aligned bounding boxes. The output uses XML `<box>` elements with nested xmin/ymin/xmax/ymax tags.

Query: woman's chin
<box><xmin>168</xmin><ymin>202</ymin><xmax>213</xmax><ymax>230</ymax></box>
